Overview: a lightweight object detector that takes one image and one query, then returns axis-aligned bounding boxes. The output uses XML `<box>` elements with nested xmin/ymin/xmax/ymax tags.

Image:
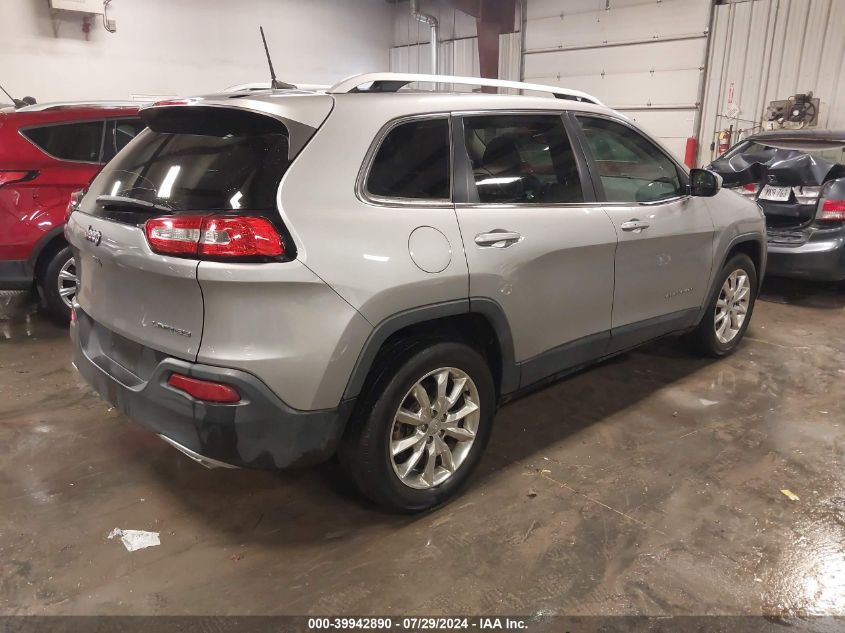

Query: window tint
<box><xmin>366</xmin><ymin>118</ymin><xmax>450</xmax><ymax>200</ymax></box>
<box><xmin>88</xmin><ymin>120</ymin><xmax>290</xmax><ymax>212</ymax></box>
<box><xmin>576</xmin><ymin>116</ymin><xmax>684</xmax><ymax>203</ymax></box>
<box><xmin>463</xmin><ymin>114</ymin><xmax>583</xmax><ymax>204</ymax></box>
<box><xmin>101</xmin><ymin>118</ymin><xmax>146</xmax><ymax>162</ymax></box>
<box><xmin>22</xmin><ymin>121</ymin><xmax>104</xmax><ymax>162</ymax></box>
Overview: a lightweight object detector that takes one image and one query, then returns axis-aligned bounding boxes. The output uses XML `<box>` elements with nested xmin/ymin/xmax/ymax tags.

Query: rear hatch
<box><xmin>66</xmin><ymin>96</ymin><xmax>333</xmax><ymax>361</ymax></box>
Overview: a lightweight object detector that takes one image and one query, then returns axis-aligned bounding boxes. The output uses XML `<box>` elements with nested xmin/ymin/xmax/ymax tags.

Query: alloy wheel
<box><xmin>389</xmin><ymin>367</ymin><xmax>480</xmax><ymax>490</ymax></box>
<box><xmin>57</xmin><ymin>257</ymin><xmax>78</xmax><ymax>309</ymax></box>
<box><xmin>714</xmin><ymin>269</ymin><xmax>751</xmax><ymax>344</ymax></box>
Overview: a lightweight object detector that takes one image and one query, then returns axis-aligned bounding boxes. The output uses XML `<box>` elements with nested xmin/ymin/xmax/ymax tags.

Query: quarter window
<box><xmin>576</xmin><ymin>116</ymin><xmax>684</xmax><ymax>203</ymax></box>
<box><xmin>366</xmin><ymin>118</ymin><xmax>450</xmax><ymax>200</ymax></box>
<box><xmin>101</xmin><ymin>118</ymin><xmax>146</xmax><ymax>162</ymax></box>
<box><xmin>22</xmin><ymin>121</ymin><xmax>105</xmax><ymax>162</ymax></box>
<box><xmin>462</xmin><ymin>114</ymin><xmax>583</xmax><ymax>204</ymax></box>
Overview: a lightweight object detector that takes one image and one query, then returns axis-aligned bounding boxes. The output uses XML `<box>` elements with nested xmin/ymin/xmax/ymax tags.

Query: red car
<box><xmin>0</xmin><ymin>102</ymin><xmax>144</xmax><ymax>321</ymax></box>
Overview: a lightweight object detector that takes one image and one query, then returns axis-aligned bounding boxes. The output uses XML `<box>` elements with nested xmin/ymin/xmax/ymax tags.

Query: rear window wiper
<box><xmin>96</xmin><ymin>195</ymin><xmax>174</xmax><ymax>214</ymax></box>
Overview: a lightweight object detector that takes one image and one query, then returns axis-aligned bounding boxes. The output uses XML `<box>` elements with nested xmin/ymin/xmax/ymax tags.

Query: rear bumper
<box><xmin>766</xmin><ymin>234</ymin><xmax>845</xmax><ymax>281</ymax></box>
<box><xmin>71</xmin><ymin>308</ymin><xmax>354</xmax><ymax>469</ymax></box>
<box><xmin>0</xmin><ymin>260</ymin><xmax>33</xmax><ymax>290</ymax></box>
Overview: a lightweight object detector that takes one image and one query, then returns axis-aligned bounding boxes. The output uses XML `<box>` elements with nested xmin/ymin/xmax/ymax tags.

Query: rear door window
<box><xmin>22</xmin><ymin>120</ymin><xmax>105</xmax><ymax>162</ymax></box>
<box><xmin>366</xmin><ymin>117</ymin><xmax>450</xmax><ymax>200</ymax></box>
<box><xmin>576</xmin><ymin>116</ymin><xmax>685</xmax><ymax>203</ymax></box>
<box><xmin>101</xmin><ymin>118</ymin><xmax>146</xmax><ymax>162</ymax></box>
<box><xmin>462</xmin><ymin>114</ymin><xmax>584</xmax><ymax>204</ymax></box>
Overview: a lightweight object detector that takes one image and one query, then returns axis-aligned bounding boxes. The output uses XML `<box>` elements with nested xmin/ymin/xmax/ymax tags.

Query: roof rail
<box><xmin>328</xmin><ymin>72</ymin><xmax>603</xmax><ymax>105</ymax></box>
<box><xmin>16</xmin><ymin>100</ymin><xmax>145</xmax><ymax>112</ymax></box>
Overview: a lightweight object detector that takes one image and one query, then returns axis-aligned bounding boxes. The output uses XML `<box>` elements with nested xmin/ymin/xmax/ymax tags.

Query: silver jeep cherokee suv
<box><xmin>66</xmin><ymin>73</ymin><xmax>766</xmax><ymax>511</ymax></box>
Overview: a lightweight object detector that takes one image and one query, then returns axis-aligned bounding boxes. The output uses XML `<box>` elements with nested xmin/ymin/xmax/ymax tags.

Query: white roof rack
<box><xmin>328</xmin><ymin>72</ymin><xmax>603</xmax><ymax>105</ymax></box>
<box><xmin>16</xmin><ymin>100</ymin><xmax>144</xmax><ymax>112</ymax></box>
<box><xmin>223</xmin><ymin>82</ymin><xmax>331</xmax><ymax>93</ymax></box>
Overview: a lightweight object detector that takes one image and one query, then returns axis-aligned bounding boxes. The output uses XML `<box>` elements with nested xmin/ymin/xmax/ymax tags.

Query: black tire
<box><xmin>37</xmin><ymin>244</ymin><xmax>75</xmax><ymax>325</ymax></box>
<box><xmin>687</xmin><ymin>253</ymin><xmax>758</xmax><ymax>357</ymax></box>
<box><xmin>339</xmin><ymin>341</ymin><xmax>496</xmax><ymax>512</ymax></box>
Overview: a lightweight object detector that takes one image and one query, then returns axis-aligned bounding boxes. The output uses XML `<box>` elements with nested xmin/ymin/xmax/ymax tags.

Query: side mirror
<box><xmin>689</xmin><ymin>168</ymin><xmax>722</xmax><ymax>197</ymax></box>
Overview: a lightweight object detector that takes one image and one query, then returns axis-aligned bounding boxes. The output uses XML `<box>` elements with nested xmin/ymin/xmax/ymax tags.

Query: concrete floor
<box><xmin>1</xmin><ymin>278</ymin><xmax>844</xmax><ymax>618</ymax></box>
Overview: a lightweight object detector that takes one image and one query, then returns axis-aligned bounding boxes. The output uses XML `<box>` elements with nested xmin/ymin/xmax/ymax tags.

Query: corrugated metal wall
<box><xmin>699</xmin><ymin>0</ymin><xmax>845</xmax><ymax>165</ymax></box>
<box><xmin>523</xmin><ymin>0</ymin><xmax>712</xmax><ymax>159</ymax></box>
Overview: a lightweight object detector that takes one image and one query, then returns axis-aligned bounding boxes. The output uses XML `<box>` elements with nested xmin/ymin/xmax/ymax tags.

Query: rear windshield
<box><xmin>86</xmin><ymin>108</ymin><xmax>291</xmax><ymax>213</ymax></box>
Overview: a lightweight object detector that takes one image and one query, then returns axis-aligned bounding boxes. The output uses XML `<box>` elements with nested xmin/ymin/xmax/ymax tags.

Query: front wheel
<box><xmin>37</xmin><ymin>245</ymin><xmax>76</xmax><ymax>325</ymax></box>
<box><xmin>687</xmin><ymin>253</ymin><xmax>758</xmax><ymax>357</ymax></box>
<box><xmin>340</xmin><ymin>341</ymin><xmax>495</xmax><ymax>512</ymax></box>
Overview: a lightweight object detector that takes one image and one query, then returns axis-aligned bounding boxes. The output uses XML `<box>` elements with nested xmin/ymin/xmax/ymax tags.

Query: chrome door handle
<box><xmin>620</xmin><ymin>219</ymin><xmax>650</xmax><ymax>232</ymax></box>
<box><xmin>474</xmin><ymin>230</ymin><xmax>523</xmax><ymax>248</ymax></box>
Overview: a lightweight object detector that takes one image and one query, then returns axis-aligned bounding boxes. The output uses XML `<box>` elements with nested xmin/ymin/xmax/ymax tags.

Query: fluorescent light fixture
<box><xmin>110</xmin><ymin>180</ymin><xmax>122</xmax><ymax>196</ymax></box>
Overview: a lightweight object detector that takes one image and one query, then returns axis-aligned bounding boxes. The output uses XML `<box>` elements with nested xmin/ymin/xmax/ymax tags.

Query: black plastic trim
<box><xmin>693</xmin><ymin>232</ymin><xmax>767</xmax><ymax>325</ymax></box>
<box><xmin>607</xmin><ymin>308</ymin><xmax>699</xmax><ymax>354</ymax></box>
<box><xmin>468</xmin><ymin>297</ymin><xmax>520</xmax><ymax>394</ymax></box>
<box><xmin>0</xmin><ymin>260</ymin><xmax>33</xmax><ymax>289</ymax></box>
<box><xmin>72</xmin><ymin>309</ymin><xmax>351</xmax><ymax>469</ymax></box>
<box><xmin>343</xmin><ymin>299</ymin><xmax>470</xmax><ymax>399</ymax></box>
<box><xmin>342</xmin><ymin>298</ymin><xmax>521</xmax><ymax>400</ymax></box>
<box><xmin>519</xmin><ymin>330</ymin><xmax>610</xmax><ymax>388</ymax></box>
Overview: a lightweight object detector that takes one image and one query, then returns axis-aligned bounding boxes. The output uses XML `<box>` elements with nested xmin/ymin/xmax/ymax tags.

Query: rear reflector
<box><xmin>0</xmin><ymin>170</ymin><xmax>32</xmax><ymax>188</ymax></box>
<box><xmin>167</xmin><ymin>372</ymin><xmax>241</xmax><ymax>403</ymax></box>
<box><xmin>818</xmin><ymin>199</ymin><xmax>845</xmax><ymax>222</ymax></box>
<box><xmin>144</xmin><ymin>214</ymin><xmax>284</xmax><ymax>259</ymax></box>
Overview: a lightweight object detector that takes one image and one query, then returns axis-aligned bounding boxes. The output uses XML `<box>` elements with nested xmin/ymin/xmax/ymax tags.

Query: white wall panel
<box><xmin>525</xmin><ymin>38</ymin><xmax>704</xmax><ymax>77</ymax></box>
<box><xmin>525</xmin><ymin>38</ymin><xmax>704</xmax><ymax>107</ymax></box>
<box><xmin>389</xmin><ymin>34</ymin><xmax>519</xmax><ymax>87</ymax></box>
<box><xmin>524</xmin><ymin>0</ymin><xmax>711</xmax><ymax>160</ymax></box>
<box><xmin>0</xmin><ymin>0</ymin><xmax>392</xmax><ymax>102</ymax></box>
<box><xmin>525</xmin><ymin>0</ymin><xmax>709</xmax><ymax>52</ymax></box>
<box><xmin>623</xmin><ymin>109</ymin><xmax>697</xmax><ymax>158</ymax></box>
<box><xmin>625</xmin><ymin>109</ymin><xmax>698</xmax><ymax>139</ymax></box>
<box><xmin>528</xmin><ymin>69</ymin><xmax>700</xmax><ymax>108</ymax></box>
<box><xmin>699</xmin><ymin>0</ymin><xmax>845</xmax><ymax>165</ymax></box>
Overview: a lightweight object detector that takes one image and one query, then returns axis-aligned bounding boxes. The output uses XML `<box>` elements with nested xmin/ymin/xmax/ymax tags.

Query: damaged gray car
<box><xmin>709</xmin><ymin>130</ymin><xmax>845</xmax><ymax>281</ymax></box>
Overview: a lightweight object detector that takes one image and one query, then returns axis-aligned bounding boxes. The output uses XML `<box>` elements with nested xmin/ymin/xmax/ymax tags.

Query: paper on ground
<box><xmin>108</xmin><ymin>527</ymin><xmax>160</xmax><ymax>551</ymax></box>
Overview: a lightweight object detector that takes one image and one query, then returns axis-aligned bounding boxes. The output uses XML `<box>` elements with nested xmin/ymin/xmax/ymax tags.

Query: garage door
<box><xmin>523</xmin><ymin>0</ymin><xmax>712</xmax><ymax>160</ymax></box>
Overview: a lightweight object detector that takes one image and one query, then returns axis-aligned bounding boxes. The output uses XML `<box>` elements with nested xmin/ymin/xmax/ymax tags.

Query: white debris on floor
<box><xmin>108</xmin><ymin>528</ymin><xmax>160</xmax><ymax>552</ymax></box>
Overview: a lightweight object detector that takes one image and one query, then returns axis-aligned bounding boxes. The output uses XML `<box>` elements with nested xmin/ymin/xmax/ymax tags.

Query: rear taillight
<box><xmin>144</xmin><ymin>214</ymin><xmax>285</xmax><ymax>259</ymax></box>
<box><xmin>739</xmin><ymin>183</ymin><xmax>759</xmax><ymax>198</ymax></box>
<box><xmin>818</xmin><ymin>199</ymin><xmax>845</xmax><ymax>222</ymax></box>
<box><xmin>167</xmin><ymin>372</ymin><xmax>241</xmax><ymax>403</ymax></box>
<box><xmin>793</xmin><ymin>186</ymin><xmax>821</xmax><ymax>205</ymax></box>
<box><xmin>198</xmin><ymin>216</ymin><xmax>283</xmax><ymax>257</ymax></box>
<box><xmin>145</xmin><ymin>216</ymin><xmax>204</xmax><ymax>254</ymax></box>
<box><xmin>0</xmin><ymin>170</ymin><xmax>33</xmax><ymax>188</ymax></box>
<box><xmin>65</xmin><ymin>189</ymin><xmax>85</xmax><ymax>221</ymax></box>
